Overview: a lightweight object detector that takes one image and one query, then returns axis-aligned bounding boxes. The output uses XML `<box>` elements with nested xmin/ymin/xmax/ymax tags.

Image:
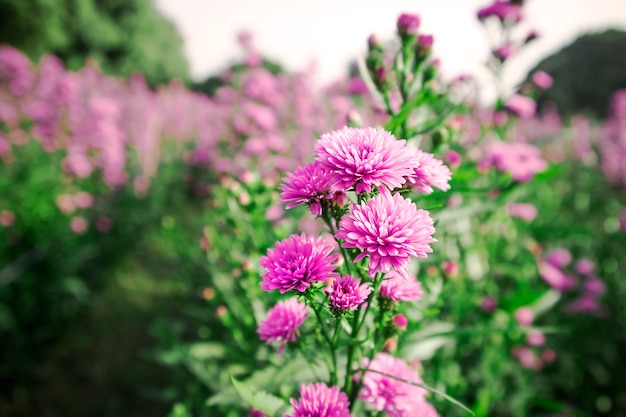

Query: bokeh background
<box><xmin>1</xmin><ymin>0</ymin><xmax>626</xmax><ymax>416</ymax></box>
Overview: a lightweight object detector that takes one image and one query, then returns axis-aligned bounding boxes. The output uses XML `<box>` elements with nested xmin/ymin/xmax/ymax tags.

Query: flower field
<box><xmin>1</xmin><ymin>2</ymin><xmax>625</xmax><ymax>417</ymax></box>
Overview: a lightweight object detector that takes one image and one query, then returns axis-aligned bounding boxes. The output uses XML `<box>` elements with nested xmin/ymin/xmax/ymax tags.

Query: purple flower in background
<box><xmin>539</xmin><ymin>261</ymin><xmax>576</xmax><ymax>292</ymax></box>
<box><xmin>257</xmin><ymin>298</ymin><xmax>308</xmax><ymax>354</ymax></box>
<box><xmin>477</xmin><ymin>0</ymin><xmax>523</xmax><ymax>23</ymax></box>
<box><xmin>280</xmin><ymin>161</ymin><xmax>336</xmax><ymax>216</ymax></box>
<box><xmin>505</xmin><ymin>94</ymin><xmax>536</xmax><ymax>119</ymax></box>
<box><xmin>288</xmin><ymin>382</ymin><xmax>351</xmax><ymax>417</ymax></box>
<box><xmin>359</xmin><ymin>353</ymin><xmax>439</xmax><ymax>417</ymax></box>
<box><xmin>514</xmin><ymin>307</ymin><xmax>534</xmax><ymax>326</ymax></box>
<box><xmin>526</xmin><ymin>330</ymin><xmax>546</xmax><ymax>347</ymax></box>
<box><xmin>620</xmin><ymin>208</ymin><xmax>626</xmax><ymax>231</ymax></box>
<box><xmin>544</xmin><ymin>248</ymin><xmax>572</xmax><ymax>268</ymax></box>
<box><xmin>315</xmin><ymin>127</ymin><xmax>415</xmax><ymax>194</ymax></box>
<box><xmin>397</xmin><ymin>13</ymin><xmax>421</xmax><ymax>36</ymax></box>
<box><xmin>326</xmin><ymin>275</ymin><xmax>372</xmax><ymax>311</ymax></box>
<box><xmin>405</xmin><ymin>147</ymin><xmax>452</xmax><ymax>194</ymax></box>
<box><xmin>575</xmin><ymin>259</ymin><xmax>595</xmax><ymax>275</ymax></box>
<box><xmin>336</xmin><ymin>188</ymin><xmax>436</xmax><ymax>278</ymax></box>
<box><xmin>532</xmin><ymin>71</ymin><xmax>553</xmax><ymax>89</ymax></box>
<box><xmin>506</xmin><ymin>203</ymin><xmax>537</xmax><ymax>221</ymax></box>
<box><xmin>481</xmin><ymin>142</ymin><xmax>547</xmax><ymax>182</ymax></box>
<box><xmin>494</xmin><ymin>43</ymin><xmax>516</xmax><ymax>61</ymax></box>
<box><xmin>480</xmin><ymin>296</ymin><xmax>498</xmax><ymax>312</ymax></box>
<box><xmin>260</xmin><ymin>234</ymin><xmax>340</xmax><ymax>293</ymax></box>
<box><xmin>380</xmin><ymin>271</ymin><xmax>424</xmax><ymax>302</ymax></box>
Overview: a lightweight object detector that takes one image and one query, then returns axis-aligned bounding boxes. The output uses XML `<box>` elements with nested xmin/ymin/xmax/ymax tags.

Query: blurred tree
<box><xmin>530</xmin><ymin>29</ymin><xmax>626</xmax><ymax>119</ymax></box>
<box><xmin>0</xmin><ymin>0</ymin><xmax>189</xmax><ymax>86</ymax></box>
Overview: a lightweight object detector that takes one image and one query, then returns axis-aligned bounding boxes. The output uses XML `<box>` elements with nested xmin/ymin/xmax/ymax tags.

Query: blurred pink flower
<box><xmin>405</xmin><ymin>148</ymin><xmax>452</xmax><ymax>194</ymax></box>
<box><xmin>257</xmin><ymin>298</ymin><xmax>308</xmax><ymax>354</ymax></box>
<box><xmin>380</xmin><ymin>271</ymin><xmax>424</xmax><ymax>302</ymax></box>
<box><xmin>0</xmin><ymin>210</ymin><xmax>15</xmax><ymax>227</ymax></box>
<box><xmin>70</xmin><ymin>216</ymin><xmax>88</xmax><ymax>234</ymax></box>
<box><xmin>532</xmin><ymin>71</ymin><xmax>553</xmax><ymax>89</ymax></box>
<box><xmin>505</xmin><ymin>94</ymin><xmax>536</xmax><ymax>119</ymax></box>
<box><xmin>507</xmin><ymin>202</ymin><xmax>537</xmax><ymax>221</ymax></box>
<box><xmin>514</xmin><ymin>307</ymin><xmax>534</xmax><ymax>326</ymax></box>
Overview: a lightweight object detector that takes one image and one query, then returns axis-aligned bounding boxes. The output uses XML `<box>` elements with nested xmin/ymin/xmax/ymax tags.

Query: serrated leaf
<box><xmin>230</xmin><ymin>373</ymin><xmax>291</xmax><ymax>417</ymax></box>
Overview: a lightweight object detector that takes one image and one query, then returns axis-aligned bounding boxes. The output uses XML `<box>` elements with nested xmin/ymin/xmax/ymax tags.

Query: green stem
<box><xmin>310</xmin><ymin>299</ymin><xmax>337</xmax><ymax>385</ymax></box>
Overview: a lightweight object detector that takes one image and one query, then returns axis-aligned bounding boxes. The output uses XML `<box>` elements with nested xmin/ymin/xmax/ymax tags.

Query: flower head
<box><xmin>379</xmin><ymin>271</ymin><xmax>424</xmax><ymax>302</ymax></box>
<box><xmin>405</xmin><ymin>147</ymin><xmax>451</xmax><ymax>194</ymax></box>
<box><xmin>505</xmin><ymin>94</ymin><xmax>536</xmax><ymax>119</ymax></box>
<box><xmin>477</xmin><ymin>0</ymin><xmax>523</xmax><ymax>23</ymax></box>
<box><xmin>397</xmin><ymin>13</ymin><xmax>421</xmax><ymax>36</ymax></box>
<box><xmin>336</xmin><ymin>189</ymin><xmax>436</xmax><ymax>278</ymax></box>
<box><xmin>359</xmin><ymin>353</ymin><xmax>439</xmax><ymax>417</ymax></box>
<box><xmin>260</xmin><ymin>234</ymin><xmax>340</xmax><ymax>293</ymax></box>
<box><xmin>280</xmin><ymin>161</ymin><xmax>336</xmax><ymax>216</ymax></box>
<box><xmin>506</xmin><ymin>203</ymin><xmax>537</xmax><ymax>221</ymax></box>
<box><xmin>326</xmin><ymin>275</ymin><xmax>372</xmax><ymax>311</ymax></box>
<box><xmin>289</xmin><ymin>382</ymin><xmax>351</xmax><ymax>417</ymax></box>
<box><xmin>315</xmin><ymin>127</ymin><xmax>415</xmax><ymax>194</ymax></box>
<box><xmin>531</xmin><ymin>71</ymin><xmax>553</xmax><ymax>90</ymax></box>
<box><xmin>257</xmin><ymin>298</ymin><xmax>308</xmax><ymax>354</ymax></box>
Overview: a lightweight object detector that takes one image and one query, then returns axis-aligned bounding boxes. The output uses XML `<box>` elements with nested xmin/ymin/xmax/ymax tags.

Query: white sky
<box><xmin>154</xmin><ymin>0</ymin><xmax>626</xmax><ymax>99</ymax></box>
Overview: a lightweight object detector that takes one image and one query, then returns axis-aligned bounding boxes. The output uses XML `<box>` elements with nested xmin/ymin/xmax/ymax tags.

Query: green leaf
<box><xmin>230</xmin><ymin>373</ymin><xmax>291</xmax><ymax>417</ymax></box>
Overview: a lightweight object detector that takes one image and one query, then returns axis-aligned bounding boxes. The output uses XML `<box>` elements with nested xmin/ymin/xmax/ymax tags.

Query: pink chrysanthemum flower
<box><xmin>336</xmin><ymin>189</ymin><xmax>436</xmax><ymax>278</ymax></box>
<box><xmin>405</xmin><ymin>147</ymin><xmax>452</xmax><ymax>194</ymax></box>
<box><xmin>326</xmin><ymin>275</ymin><xmax>372</xmax><ymax>311</ymax></box>
<box><xmin>359</xmin><ymin>353</ymin><xmax>438</xmax><ymax>417</ymax></box>
<box><xmin>257</xmin><ymin>298</ymin><xmax>308</xmax><ymax>354</ymax></box>
<box><xmin>260</xmin><ymin>234</ymin><xmax>340</xmax><ymax>294</ymax></box>
<box><xmin>315</xmin><ymin>127</ymin><xmax>415</xmax><ymax>194</ymax></box>
<box><xmin>288</xmin><ymin>382</ymin><xmax>351</xmax><ymax>417</ymax></box>
<box><xmin>280</xmin><ymin>161</ymin><xmax>335</xmax><ymax>216</ymax></box>
<box><xmin>379</xmin><ymin>271</ymin><xmax>424</xmax><ymax>302</ymax></box>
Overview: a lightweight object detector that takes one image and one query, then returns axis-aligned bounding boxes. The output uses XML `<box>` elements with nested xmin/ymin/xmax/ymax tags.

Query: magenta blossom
<box><xmin>505</xmin><ymin>94</ymin><xmax>536</xmax><ymax>119</ymax></box>
<box><xmin>506</xmin><ymin>202</ymin><xmax>537</xmax><ymax>221</ymax></box>
<box><xmin>315</xmin><ymin>127</ymin><xmax>415</xmax><ymax>194</ymax></box>
<box><xmin>397</xmin><ymin>13</ymin><xmax>421</xmax><ymax>36</ymax></box>
<box><xmin>380</xmin><ymin>271</ymin><xmax>424</xmax><ymax>302</ymax></box>
<box><xmin>257</xmin><ymin>298</ymin><xmax>308</xmax><ymax>354</ymax></box>
<box><xmin>539</xmin><ymin>261</ymin><xmax>576</xmax><ymax>292</ymax></box>
<box><xmin>477</xmin><ymin>0</ymin><xmax>523</xmax><ymax>23</ymax></box>
<box><xmin>326</xmin><ymin>275</ymin><xmax>372</xmax><ymax>311</ymax></box>
<box><xmin>359</xmin><ymin>353</ymin><xmax>439</xmax><ymax>417</ymax></box>
<box><xmin>288</xmin><ymin>382</ymin><xmax>351</xmax><ymax>417</ymax></box>
<box><xmin>336</xmin><ymin>188</ymin><xmax>436</xmax><ymax>278</ymax></box>
<box><xmin>405</xmin><ymin>147</ymin><xmax>452</xmax><ymax>194</ymax></box>
<box><xmin>544</xmin><ymin>248</ymin><xmax>572</xmax><ymax>268</ymax></box>
<box><xmin>280</xmin><ymin>161</ymin><xmax>336</xmax><ymax>216</ymax></box>
<box><xmin>260</xmin><ymin>234</ymin><xmax>340</xmax><ymax>293</ymax></box>
<box><xmin>532</xmin><ymin>71</ymin><xmax>553</xmax><ymax>89</ymax></box>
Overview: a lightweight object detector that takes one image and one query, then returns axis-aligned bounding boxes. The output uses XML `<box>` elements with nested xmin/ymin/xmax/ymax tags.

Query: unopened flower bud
<box><xmin>397</xmin><ymin>13</ymin><xmax>421</xmax><ymax>37</ymax></box>
<box><xmin>392</xmin><ymin>314</ymin><xmax>408</xmax><ymax>330</ymax></box>
<box><xmin>346</xmin><ymin>110</ymin><xmax>363</xmax><ymax>128</ymax></box>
